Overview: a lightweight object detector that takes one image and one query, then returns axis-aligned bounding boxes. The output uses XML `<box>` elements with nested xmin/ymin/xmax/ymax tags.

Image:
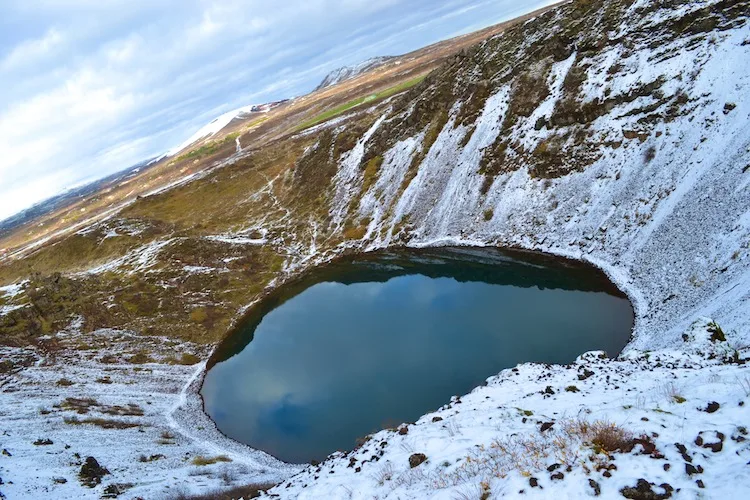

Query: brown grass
<box><xmin>168</xmin><ymin>482</ymin><xmax>276</xmax><ymax>500</ymax></box>
<box><xmin>64</xmin><ymin>416</ymin><xmax>141</xmax><ymax>430</ymax></box>
<box><xmin>191</xmin><ymin>455</ymin><xmax>233</xmax><ymax>466</ymax></box>
<box><xmin>434</xmin><ymin>418</ymin><xmax>637</xmax><ymax>487</ymax></box>
<box><xmin>60</xmin><ymin>397</ymin><xmax>98</xmax><ymax>414</ymax></box>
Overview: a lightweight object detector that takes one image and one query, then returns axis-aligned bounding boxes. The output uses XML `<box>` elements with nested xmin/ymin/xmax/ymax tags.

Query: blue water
<box><xmin>202</xmin><ymin>247</ymin><xmax>633</xmax><ymax>463</ymax></box>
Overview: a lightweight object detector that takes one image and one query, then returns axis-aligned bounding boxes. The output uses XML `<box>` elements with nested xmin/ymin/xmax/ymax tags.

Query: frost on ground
<box><xmin>0</xmin><ymin>329</ymin><xmax>297</xmax><ymax>500</ymax></box>
<box><xmin>332</xmin><ymin>0</ymin><xmax>750</xmax><ymax>351</ymax></box>
<box><xmin>265</xmin><ymin>319</ymin><xmax>750</xmax><ymax>499</ymax></box>
<box><xmin>0</xmin><ymin>281</ymin><xmax>28</xmax><ymax>317</ymax></box>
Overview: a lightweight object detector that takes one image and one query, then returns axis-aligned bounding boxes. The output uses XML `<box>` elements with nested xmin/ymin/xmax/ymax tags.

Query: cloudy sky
<box><xmin>0</xmin><ymin>0</ymin><xmax>555</xmax><ymax>222</ymax></box>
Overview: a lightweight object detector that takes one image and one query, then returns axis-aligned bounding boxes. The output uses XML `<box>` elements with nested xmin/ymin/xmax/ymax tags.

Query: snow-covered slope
<box><xmin>167</xmin><ymin>104</ymin><xmax>260</xmax><ymax>156</ymax></box>
<box><xmin>316</xmin><ymin>56</ymin><xmax>393</xmax><ymax>91</ymax></box>
<box><xmin>320</xmin><ymin>0</ymin><xmax>750</xmax><ymax>351</ymax></box>
<box><xmin>167</xmin><ymin>100</ymin><xmax>285</xmax><ymax>157</ymax></box>
<box><xmin>268</xmin><ymin>319</ymin><xmax>749</xmax><ymax>499</ymax></box>
<box><xmin>262</xmin><ymin>0</ymin><xmax>750</xmax><ymax>493</ymax></box>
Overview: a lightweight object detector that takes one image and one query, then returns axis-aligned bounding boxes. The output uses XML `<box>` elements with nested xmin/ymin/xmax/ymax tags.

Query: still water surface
<box><xmin>202</xmin><ymin>247</ymin><xmax>633</xmax><ymax>463</ymax></box>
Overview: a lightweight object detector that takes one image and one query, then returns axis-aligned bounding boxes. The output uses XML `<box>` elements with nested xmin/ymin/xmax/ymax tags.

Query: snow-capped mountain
<box><xmin>315</xmin><ymin>56</ymin><xmax>394</xmax><ymax>91</ymax></box>
<box><xmin>167</xmin><ymin>101</ymin><xmax>286</xmax><ymax>157</ymax></box>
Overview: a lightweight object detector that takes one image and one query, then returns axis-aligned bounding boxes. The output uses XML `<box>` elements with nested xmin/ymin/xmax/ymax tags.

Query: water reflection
<box><xmin>202</xmin><ymin>248</ymin><xmax>633</xmax><ymax>464</ymax></box>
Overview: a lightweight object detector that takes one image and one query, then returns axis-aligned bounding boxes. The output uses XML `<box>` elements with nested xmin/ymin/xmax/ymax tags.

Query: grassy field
<box><xmin>296</xmin><ymin>74</ymin><xmax>428</xmax><ymax>131</ymax></box>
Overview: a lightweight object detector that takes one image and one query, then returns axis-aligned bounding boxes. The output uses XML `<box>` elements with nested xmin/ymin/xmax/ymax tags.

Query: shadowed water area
<box><xmin>202</xmin><ymin>247</ymin><xmax>634</xmax><ymax>464</ymax></box>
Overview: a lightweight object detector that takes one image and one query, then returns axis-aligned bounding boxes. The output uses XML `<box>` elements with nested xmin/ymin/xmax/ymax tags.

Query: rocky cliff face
<box><xmin>310</xmin><ymin>0</ymin><xmax>750</xmax><ymax>350</ymax></box>
<box><xmin>2</xmin><ymin>0</ymin><xmax>749</xmax><ymax>352</ymax></box>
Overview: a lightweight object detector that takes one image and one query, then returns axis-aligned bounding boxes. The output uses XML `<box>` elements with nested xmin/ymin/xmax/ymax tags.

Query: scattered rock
<box><xmin>0</xmin><ymin>450</ymin><xmax>10</xmax><ymax>457</ymax></box>
<box><xmin>578</xmin><ymin>368</ymin><xmax>595</xmax><ymax>380</ymax></box>
<box><xmin>675</xmin><ymin>443</ymin><xmax>692</xmax><ymax>462</ymax></box>
<box><xmin>633</xmin><ymin>436</ymin><xmax>664</xmax><ymax>459</ymax></box>
<box><xmin>547</xmin><ymin>463</ymin><xmax>561</xmax><ymax>472</ymax></box>
<box><xmin>32</xmin><ymin>438</ymin><xmax>53</xmax><ymax>446</ymax></box>
<box><xmin>685</xmin><ymin>463</ymin><xmax>703</xmax><ymax>476</ymax></box>
<box><xmin>540</xmin><ymin>422</ymin><xmax>555</xmax><ymax>433</ymax></box>
<box><xmin>398</xmin><ymin>426</ymin><xmax>409</xmax><ymax>436</ymax></box>
<box><xmin>620</xmin><ymin>478</ymin><xmax>673</xmax><ymax>499</ymax></box>
<box><xmin>696</xmin><ymin>479</ymin><xmax>705</xmax><ymax>489</ymax></box>
<box><xmin>529</xmin><ymin>477</ymin><xmax>540</xmax><ymax>488</ymax></box>
<box><xmin>695</xmin><ymin>431</ymin><xmax>724</xmax><ymax>453</ymax></box>
<box><xmin>704</xmin><ymin>401</ymin><xmax>720</xmax><ymax>413</ymax></box>
<box><xmin>79</xmin><ymin>457</ymin><xmax>109</xmax><ymax>488</ymax></box>
<box><xmin>550</xmin><ymin>472</ymin><xmax>564</xmax><ymax>480</ymax></box>
<box><xmin>52</xmin><ymin>477</ymin><xmax>67</xmax><ymax>484</ymax></box>
<box><xmin>102</xmin><ymin>483</ymin><xmax>132</xmax><ymax>498</ymax></box>
<box><xmin>408</xmin><ymin>453</ymin><xmax>427</xmax><ymax>468</ymax></box>
<box><xmin>723</xmin><ymin>102</ymin><xmax>736</xmax><ymax>114</ymax></box>
<box><xmin>589</xmin><ymin>479</ymin><xmax>601</xmax><ymax>496</ymax></box>
<box><xmin>544</xmin><ymin>386</ymin><xmax>555</xmax><ymax>395</ymax></box>
<box><xmin>432</xmin><ymin>416</ymin><xmax>443</xmax><ymax>422</ymax></box>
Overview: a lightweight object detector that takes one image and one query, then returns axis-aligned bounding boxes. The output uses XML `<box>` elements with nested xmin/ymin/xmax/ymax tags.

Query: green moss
<box><xmin>167</xmin><ymin>353</ymin><xmax>202</xmax><ymax>365</ymax></box>
<box><xmin>361</xmin><ymin>155</ymin><xmax>384</xmax><ymax>195</ymax></box>
<box><xmin>190</xmin><ymin>308</ymin><xmax>209</xmax><ymax>324</ymax></box>
<box><xmin>296</xmin><ymin>74</ymin><xmax>428</xmax><ymax>131</ymax></box>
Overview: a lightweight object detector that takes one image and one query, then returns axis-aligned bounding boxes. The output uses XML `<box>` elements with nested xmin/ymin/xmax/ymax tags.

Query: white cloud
<box><xmin>0</xmin><ymin>0</ymin><xmax>555</xmax><ymax>222</ymax></box>
<box><xmin>0</xmin><ymin>28</ymin><xmax>64</xmax><ymax>71</ymax></box>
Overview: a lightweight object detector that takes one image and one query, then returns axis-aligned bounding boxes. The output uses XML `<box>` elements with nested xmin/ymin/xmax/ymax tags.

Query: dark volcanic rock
<box><xmin>79</xmin><ymin>457</ymin><xmax>109</xmax><ymax>488</ymax></box>
<box><xmin>540</xmin><ymin>422</ymin><xmax>555</xmax><ymax>432</ymax></box>
<box><xmin>704</xmin><ymin>401</ymin><xmax>720</xmax><ymax>413</ymax></box>
<box><xmin>685</xmin><ymin>463</ymin><xmax>703</xmax><ymax>476</ymax></box>
<box><xmin>620</xmin><ymin>479</ymin><xmax>673</xmax><ymax>499</ymax></box>
<box><xmin>408</xmin><ymin>453</ymin><xmax>427</xmax><ymax>468</ymax></box>
<box><xmin>589</xmin><ymin>479</ymin><xmax>601</xmax><ymax>496</ymax></box>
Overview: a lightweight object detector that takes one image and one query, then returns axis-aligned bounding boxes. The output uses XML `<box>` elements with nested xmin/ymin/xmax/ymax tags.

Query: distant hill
<box><xmin>315</xmin><ymin>56</ymin><xmax>393</xmax><ymax>91</ymax></box>
<box><xmin>0</xmin><ymin>157</ymin><xmax>158</xmax><ymax>239</ymax></box>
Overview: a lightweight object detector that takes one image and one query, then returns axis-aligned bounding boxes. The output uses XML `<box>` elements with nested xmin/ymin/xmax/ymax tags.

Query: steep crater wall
<box><xmin>301</xmin><ymin>0</ymin><xmax>750</xmax><ymax>351</ymax></box>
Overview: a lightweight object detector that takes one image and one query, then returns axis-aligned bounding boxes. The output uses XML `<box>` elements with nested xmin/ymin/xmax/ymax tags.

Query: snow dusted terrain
<box><xmin>315</xmin><ymin>57</ymin><xmax>394</xmax><ymax>91</ymax></box>
<box><xmin>324</xmin><ymin>0</ymin><xmax>750</xmax><ymax>351</ymax></box>
<box><xmin>263</xmin><ymin>0</ymin><xmax>750</xmax><ymax>496</ymax></box>
<box><xmin>1</xmin><ymin>0</ymin><xmax>750</xmax><ymax>498</ymax></box>
<box><xmin>167</xmin><ymin>105</ymin><xmax>261</xmax><ymax>157</ymax></box>
<box><xmin>0</xmin><ymin>329</ymin><xmax>298</xmax><ymax>499</ymax></box>
<box><xmin>267</xmin><ymin>319</ymin><xmax>749</xmax><ymax>499</ymax></box>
